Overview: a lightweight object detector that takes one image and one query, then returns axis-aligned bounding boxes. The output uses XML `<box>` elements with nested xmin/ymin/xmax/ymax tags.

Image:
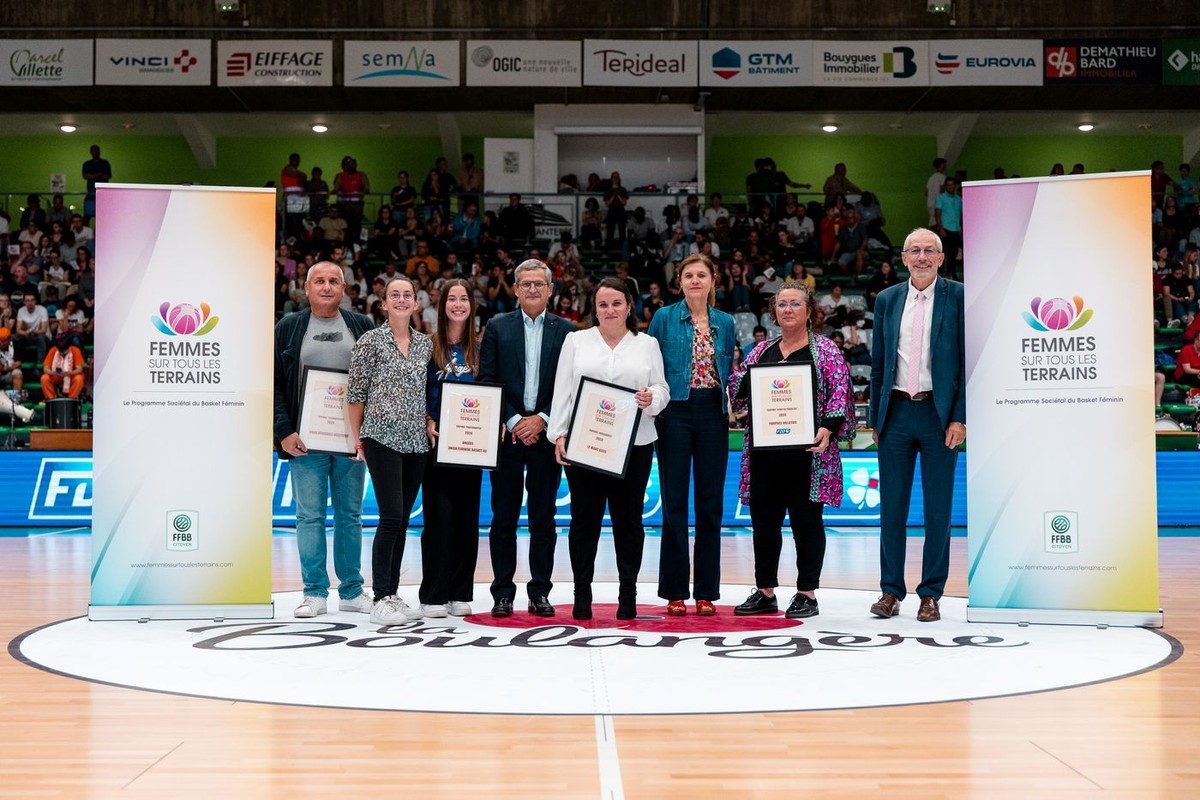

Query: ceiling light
<box><xmin>59</xmin><ymin>124</ymin><xmax>76</xmax><ymax>133</ymax></box>
<box><xmin>822</xmin><ymin>124</ymin><xmax>839</xmax><ymax>133</ymax></box>
<box><xmin>1077</xmin><ymin>124</ymin><xmax>1094</xmax><ymax>132</ymax></box>
<box><xmin>311</xmin><ymin>124</ymin><xmax>328</xmax><ymax>133</ymax></box>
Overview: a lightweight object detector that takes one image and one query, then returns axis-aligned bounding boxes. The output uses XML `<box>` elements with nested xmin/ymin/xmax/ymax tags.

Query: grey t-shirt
<box><xmin>300</xmin><ymin>312</ymin><xmax>354</xmax><ymax>371</ymax></box>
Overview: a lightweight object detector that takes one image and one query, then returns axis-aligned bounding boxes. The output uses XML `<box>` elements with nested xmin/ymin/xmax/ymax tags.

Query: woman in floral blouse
<box><xmin>348</xmin><ymin>275</ymin><xmax>433</xmax><ymax>625</ymax></box>
<box><xmin>726</xmin><ymin>284</ymin><xmax>855</xmax><ymax>620</ymax></box>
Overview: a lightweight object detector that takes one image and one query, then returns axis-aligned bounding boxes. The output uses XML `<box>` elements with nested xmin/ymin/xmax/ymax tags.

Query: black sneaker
<box><xmin>785</xmin><ymin>593</ymin><xmax>819</xmax><ymax>619</ymax></box>
<box><xmin>733</xmin><ymin>590</ymin><xmax>778</xmax><ymax>616</ymax></box>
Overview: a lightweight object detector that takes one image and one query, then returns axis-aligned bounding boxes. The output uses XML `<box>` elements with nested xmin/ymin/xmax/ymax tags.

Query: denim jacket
<box><xmin>647</xmin><ymin>300</ymin><xmax>736</xmax><ymax>412</ymax></box>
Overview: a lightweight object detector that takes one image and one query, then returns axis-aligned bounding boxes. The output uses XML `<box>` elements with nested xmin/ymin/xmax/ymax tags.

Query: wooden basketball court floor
<box><xmin>1</xmin><ymin>527</ymin><xmax>1197</xmax><ymax>799</ymax></box>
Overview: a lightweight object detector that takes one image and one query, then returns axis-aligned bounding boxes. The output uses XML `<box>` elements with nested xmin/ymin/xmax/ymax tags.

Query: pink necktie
<box><xmin>906</xmin><ymin>292</ymin><xmax>925</xmax><ymax>396</ymax></box>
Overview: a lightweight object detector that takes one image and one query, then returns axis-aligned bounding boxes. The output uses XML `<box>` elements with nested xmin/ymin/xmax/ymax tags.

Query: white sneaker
<box><xmin>446</xmin><ymin>601</ymin><xmax>472</xmax><ymax>616</ymax></box>
<box><xmin>15</xmin><ymin>405</ymin><xmax>33</xmax><ymax>423</ymax></box>
<box><xmin>338</xmin><ymin>591</ymin><xmax>374</xmax><ymax>614</ymax></box>
<box><xmin>370</xmin><ymin>595</ymin><xmax>409</xmax><ymax>624</ymax></box>
<box><xmin>420</xmin><ymin>603</ymin><xmax>448</xmax><ymax>618</ymax></box>
<box><xmin>294</xmin><ymin>595</ymin><xmax>327</xmax><ymax>618</ymax></box>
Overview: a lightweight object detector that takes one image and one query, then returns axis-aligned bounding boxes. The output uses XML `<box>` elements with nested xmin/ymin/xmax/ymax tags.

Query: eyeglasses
<box><xmin>517</xmin><ymin>281</ymin><xmax>549</xmax><ymax>291</ymax></box>
<box><xmin>386</xmin><ymin>292</ymin><xmax>415</xmax><ymax>301</ymax></box>
<box><xmin>904</xmin><ymin>247</ymin><xmax>942</xmax><ymax>258</ymax></box>
<box><xmin>776</xmin><ymin>301</ymin><xmax>807</xmax><ymax>310</ymax></box>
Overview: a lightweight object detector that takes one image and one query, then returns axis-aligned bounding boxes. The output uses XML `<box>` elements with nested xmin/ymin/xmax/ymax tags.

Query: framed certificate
<box><xmin>296</xmin><ymin>367</ymin><xmax>355</xmax><ymax>456</ymax></box>
<box><xmin>564</xmin><ymin>376</ymin><xmax>642</xmax><ymax>478</ymax></box>
<box><xmin>435</xmin><ymin>381</ymin><xmax>504</xmax><ymax>470</ymax></box>
<box><xmin>747</xmin><ymin>362</ymin><xmax>818</xmax><ymax>450</ymax></box>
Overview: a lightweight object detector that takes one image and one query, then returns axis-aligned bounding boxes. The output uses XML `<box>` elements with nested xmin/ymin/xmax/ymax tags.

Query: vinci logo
<box><xmin>934</xmin><ymin>52</ymin><xmax>962</xmax><ymax>74</ymax></box>
<box><xmin>226</xmin><ymin>52</ymin><xmax>251</xmax><ymax>77</ymax></box>
<box><xmin>1045</xmin><ymin>46</ymin><xmax>1077</xmax><ymax>78</ymax></box>
<box><xmin>152</xmin><ymin>302</ymin><xmax>219</xmax><ymax>336</ymax></box>
<box><xmin>711</xmin><ymin>47</ymin><xmax>741</xmax><ymax>80</ymax></box>
<box><xmin>1023</xmin><ymin>296</ymin><xmax>1093</xmax><ymax>332</ymax></box>
<box><xmin>29</xmin><ymin>458</ymin><xmax>93</xmax><ymax>520</ymax></box>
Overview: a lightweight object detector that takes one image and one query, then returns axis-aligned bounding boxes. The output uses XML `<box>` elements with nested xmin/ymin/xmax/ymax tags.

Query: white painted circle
<box><xmin>13</xmin><ymin>585</ymin><xmax>1178</xmax><ymax>715</ymax></box>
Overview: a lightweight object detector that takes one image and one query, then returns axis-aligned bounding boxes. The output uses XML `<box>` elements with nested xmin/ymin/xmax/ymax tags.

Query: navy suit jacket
<box><xmin>478</xmin><ymin>309</ymin><xmax>574</xmax><ymax>425</ymax></box>
<box><xmin>868</xmin><ymin>276</ymin><xmax>966</xmax><ymax>437</ymax></box>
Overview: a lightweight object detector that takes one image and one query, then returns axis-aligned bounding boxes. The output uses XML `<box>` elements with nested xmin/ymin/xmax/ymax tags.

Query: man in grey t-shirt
<box><xmin>273</xmin><ymin>262</ymin><xmax>376</xmax><ymax>618</ymax></box>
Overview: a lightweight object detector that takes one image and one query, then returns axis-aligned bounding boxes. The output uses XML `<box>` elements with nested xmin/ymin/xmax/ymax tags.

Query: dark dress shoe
<box><xmin>784</xmin><ymin>593</ymin><xmax>819</xmax><ymax>619</ymax></box>
<box><xmin>616</xmin><ymin>584</ymin><xmax>636</xmax><ymax>619</ymax></box>
<box><xmin>733</xmin><ymin>590</ymin><xmax>778</xmax><ymax>616</ymax></box>
<box><xmin>491</xmin><ymin>598</ymin><xmax>514</xmax><ymax>617</ymax></box>
<box><xmin>869</xmin><ymin>593</ymin><xmax>900</xmax><ymax>619</ymax></box>
<box><xmin>528</xmin><ymin>596</ymin><xmax>556</xmax><ymax>617</ymax></box>
<box><xmin>572</xmin><ymin>602</ymin><xmax>592</xmax><ymax>620</ymax></box>
<box><xmin>917</xmin><ymin>596</ymin><xmax>941</xmax><ymax>622</ymax></box>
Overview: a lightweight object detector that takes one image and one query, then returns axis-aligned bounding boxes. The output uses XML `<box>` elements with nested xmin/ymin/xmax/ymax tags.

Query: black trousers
<box><xmin>748</xmin><ymin>448</ymin><xmax>826</xmax><ymax>591</ymax></box>
<box><xmin>565</xmin><ymin>444</ymin><xmax>654</xmax><ymax>590</ymax></box>
<box><xmin>655</xmin><ymin>389</ymin><xmax>728</xmax><ymax>601</ymax></box>
<box><xmin>419</xmin><ymin>460</ymin><xmax>482</xmax><ymax>604</ymax></box>
<box><xmin>488</xmin><ymin>435</ymin><xmax>562</xmax><ymax>602</ymax></box>
<box><xmin>362</xmin><ymin>439</ymin><xmax>426</xmax><ymax>600</ymax></box>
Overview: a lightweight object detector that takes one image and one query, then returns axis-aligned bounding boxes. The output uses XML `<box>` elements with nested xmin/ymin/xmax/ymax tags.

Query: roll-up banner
<box><xmin>90</xmin><ymin>184</ymin><xmax>275</xmax><ymax>621</ymax></box>
<box><xmin>963</xmin><ymin>172</ymin><xmax>1162</xmax><ymax>627</ymax></box>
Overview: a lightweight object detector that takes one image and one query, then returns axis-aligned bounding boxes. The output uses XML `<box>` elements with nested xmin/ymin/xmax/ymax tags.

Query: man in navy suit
<box><xmin>868</xmin><ymin>228</ymin><xmax>966</xmax><ymax>622</ymax></box>
<box><xmin>479</xmin><ymin>259</ymin><xmax>574</xmax><ymax>617</ymax></box>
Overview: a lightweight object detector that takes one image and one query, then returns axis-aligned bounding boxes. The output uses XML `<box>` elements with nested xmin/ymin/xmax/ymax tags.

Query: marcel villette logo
<box><xmin>152</xmin><ymin>302</ymin><xmax>220</xmax><ymax>336</ymax></box>
<box><xmin>1022</xmin><ymin>296</ymin><xmax>1093</xmax><ymax>332</ymax></box>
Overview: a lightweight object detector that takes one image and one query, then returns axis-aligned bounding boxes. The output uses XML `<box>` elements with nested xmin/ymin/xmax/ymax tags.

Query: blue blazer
<box><xmin>478</xmin><ymin>309</ymin><xmax>574</xmax><ymax>425</ymax></box>
<box><xmin>868</xmin><ymin>276</ymin><xmax>966</xmax><ymax>437</ymax></box>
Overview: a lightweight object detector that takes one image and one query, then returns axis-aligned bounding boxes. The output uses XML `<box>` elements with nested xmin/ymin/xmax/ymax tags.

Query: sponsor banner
<box><xmin>0</xmin><ymin>39</ymin><xmax>93</xmax><ymax>86</ymax></box>
<box><xmin>928</xmin><ymin>39</ymin><xmax>1041</xmax><ymax>86</ymax></box>
<box><xmin>344</xmin><ymin>40</ymin><xmax>459</xmax><ymax>87</ymax></box>
<box><xmin>1044</xmin><ymin>39</ymin><xmax>1160</xmax><ymax>84</ymax></box>
<box><xmin>92</xmin><ymin>184</ymin><xmax>275</xmax><ymax>614</ymax></box>
<box><xmin>583</xmin><ymin>39</ymin><xmax>697</xmax><ymax>87</ymax></box>
<box><xmin>217</xmin><ymin>40</ymin><xmax>332</xmax><ymax>87</ymax></box>
<box><xmin>698</xmin><ymin>41</ymin><xmax>813</xmax><ymax>87</ymax></box>
<box><xmin>963</xmin><ymin>173</ymin><xmax>1160</xmax><ymax>617</ymax></box>
<box><xmin>1163</xmin><ymin>39</ymin><xmax>1200</xmax><ymax>86</ymax></box>
<box><xmin>466</xmin><ymin>40</ymin><xmax>581</xmax><ymax>87</ymax></box>
<box><xmin>813</xmin><ymin>40</ymin><xmax>929</xmax><ymax>86</ymax></box>
<box><xmin>95</xmin><ymin>39</ymin><xmax>211</xmax><ymax>86</ymax></box>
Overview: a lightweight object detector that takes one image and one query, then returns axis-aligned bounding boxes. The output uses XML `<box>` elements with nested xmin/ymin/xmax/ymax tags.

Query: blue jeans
<box><xmin>289</xmin><ymin>453</ymin><xmax>367</xmax><ymax>599</ymax></box>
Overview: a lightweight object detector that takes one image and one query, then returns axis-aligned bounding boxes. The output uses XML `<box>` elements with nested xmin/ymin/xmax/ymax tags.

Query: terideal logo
<box><xmin>934</xmin><ymin>52</ymin><xmax>962</xmax><ymax>74</ymax></box>
<box><xmin>1022</xmin><ymin>296</ymin><xmax>1093</xmax><ymax>332</ymax></box>
<box><xmin>771</xmin><ymin>378</ymin><xmax>790</xmax><ymax>389</ymax></box>
<box><xmin>711</xmin><ymin>47</ymin><xmax>741</xmax><ymax>79</ymax></box>
<box><xmin>593</xmin><ymin>47</ymin><xmax>687</xmax><ymax>77</ymax></box>
<box><xmin>1045</xmin><ymin>46</ymin><xmax>1077</xmax><ymax>78</ymax></box>
<box><xmin>152</xmin><ymin>302</ymin><xmax>220</xmax><ymax>336</ymax></box>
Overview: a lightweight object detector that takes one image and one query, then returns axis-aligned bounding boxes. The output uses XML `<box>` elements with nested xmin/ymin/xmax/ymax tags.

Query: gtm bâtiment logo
<box><xmin>1022</xmin><ymin>296</ymin><xmax>1093</xmax><ymax>332</ymax></box>
<box><xmin>152</xmin><ymin>302</ymin><xmax>219</xmax><ymax>336</ymax></box>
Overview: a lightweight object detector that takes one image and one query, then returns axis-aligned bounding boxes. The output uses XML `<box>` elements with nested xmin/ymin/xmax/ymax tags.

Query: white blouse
<box><xmin>548</xmin><ymin>327</ymin><xmax>670</xmax><ymax>446</ymax></box>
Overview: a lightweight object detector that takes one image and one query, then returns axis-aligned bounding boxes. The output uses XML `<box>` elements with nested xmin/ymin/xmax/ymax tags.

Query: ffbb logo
<box><xmin>166</xmin><ymin>510</ymin><xmax>199</xmax><ymax>551</ymax></box>
<box><xmin>1044</xmin><ymin>511</ymin><xmax>1079</xmax><ymax>553</ymax></box>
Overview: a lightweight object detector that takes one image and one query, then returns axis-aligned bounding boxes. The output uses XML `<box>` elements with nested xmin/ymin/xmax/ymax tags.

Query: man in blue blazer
<box><xmin>868</xmin><ymin>228</ymin><xmax>966</xmax><ymax>622</ymax></box>
<box><xmin>478</xmin><ymin>259</ymin><xmax>574</xmax><ymax>617</ymax></box>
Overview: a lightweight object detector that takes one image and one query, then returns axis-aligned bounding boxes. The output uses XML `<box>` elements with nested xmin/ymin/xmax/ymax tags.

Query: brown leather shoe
<box><xmin>870</xmin><ymin>593</ymin><xmax>900</xmax><ymax>618</ymax></box>
<box><xmin>917</xmin><ymin>596</ymin><xmax>941</xmax><ymax>622</ymax></box>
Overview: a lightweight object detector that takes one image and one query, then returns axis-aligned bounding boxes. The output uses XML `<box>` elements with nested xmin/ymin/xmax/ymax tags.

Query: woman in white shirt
<box><xmin>550</xmin><ymin>277</ymin><xmax>669</xmax><ymax>621</ymax></box>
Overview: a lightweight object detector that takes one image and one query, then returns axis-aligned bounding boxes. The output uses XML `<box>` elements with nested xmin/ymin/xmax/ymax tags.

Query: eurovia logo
<box><xmin>1022</xmin><ymin>296</ymin><xmax>1093</xmax><ymax>332</ymax></box>
<box><xmin>934</xmin><ymin>52</ymin><xmax>962</xmax><ymax>74</ymax></box>
<box><xmin>711</xmin><ymin>47</ymin><xmax>740</xmax><ymax>80</ymax></box>
<box><xmin>152</xmin><ymin>302</ymin><xmax>219</xmax><ymax>336</ymax></box>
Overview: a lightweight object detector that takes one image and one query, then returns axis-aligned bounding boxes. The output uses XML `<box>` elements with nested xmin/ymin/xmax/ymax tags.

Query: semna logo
<box><xmin>1022</xmin><ymin>296</ymin><xmax>1092</xmax><ymax>332</ymax></box>
<box><xmin>152</xmin><ymin>302</ymin><xmax>219</xmax><ymax>336</ymax></box>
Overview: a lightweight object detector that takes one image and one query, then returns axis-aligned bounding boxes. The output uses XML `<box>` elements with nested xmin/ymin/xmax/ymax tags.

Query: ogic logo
<box><xmin>884</xmin><ymin>47</ymin><xmax>917</xmax><ymax>78</ymax></box>
<box><xmin>771</xmin><ymin>379</ymin><xmax>790</xmax><ymax>389</ymax></box>
<box><xmin>598</xmin><ymin>399</ymin><xmax>616</xmax><ymax>411</ymax></box>
<box><xmin>461</xmin><ymin>397</ymin><xmax>480</xmax><ymax>408</ymax></box>
<box><xmin>1044</xmin><ymin>510</ymin><xmax>1079</xmax><ymax>553</ymax></box>
<box><xmin>326</xmin><ymin>385</ymin><xmax>346</xmax><ymax>397</ymax></box>
<box><xmin>166</xmin><ymin>509</ymin><xmax>199</xmax><ymax>552</ymax></box>
<box><xmin>934</xmin><ymin>52</ymin><xmax>961</xmax><ymax>74</ymax></box>
<box><xmin>471</xmin><ymin>46</ymin><xmax>494</xmax><ymax>68</ymax></box>
<box><xmin>711</xmin><ymin>47</ymin><xmax>741</xmax><ymax>80</ymax></box>
<box><xmin>1023</xmin><ymin>296</ymin><xmax>1092</xmax><ymax>332</ymax></box>
<box><xmin>845</xmin><ymin>465</ymin><xmax>881</xmax><ymax>509</ymax></box>
<box><xmin>152</xmin><ymin>302</ymin><xmax>219</xmax><ymax>336</ymax></box>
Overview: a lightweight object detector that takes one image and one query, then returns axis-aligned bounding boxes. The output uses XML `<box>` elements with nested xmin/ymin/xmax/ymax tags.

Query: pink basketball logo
<box><xmin>461</xmin><ymin>397</ymin><xmax>480</xmax><ymax>408</ymax></box>
<box><xmin>771</xmin><ymin>378</ymin><xmax>790</xmax><ymax>389</ymax></box>
<box><xmin>326</xmin><ymin>385</ymin><xmax>345</xmax><ymax>397</ymax></box>
<box><xmin>153</xmin><ymin>301</ymin><xmax>220</xmax><ymax>336</ymax></box>
<box><xmin>1023</xmin><ymin>295</ymin><xmax>1093</xmax><ymax>332</ymax></box>
<box><xmin>598</xmin><ymin>399</ymin><xmax>616</xmax><ymax>411</ymax></box>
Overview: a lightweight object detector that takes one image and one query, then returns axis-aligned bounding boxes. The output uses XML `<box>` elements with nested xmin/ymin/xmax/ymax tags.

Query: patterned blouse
<box><xmin>689</xmin><ymin>326</ymin><xmax>720</xmax><ymax>388</ymax></box>
<box><xmin>348</xmin><ymin>325</ymin><xmax>433</xmax><ymax>454</ymax></box>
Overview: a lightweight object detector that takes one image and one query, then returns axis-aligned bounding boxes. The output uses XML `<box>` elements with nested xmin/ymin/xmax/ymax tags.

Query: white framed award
<box><xmin>563</xmin><ymin>376</ymin><xmax>642</xmax><ymax>478</ymax></box>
